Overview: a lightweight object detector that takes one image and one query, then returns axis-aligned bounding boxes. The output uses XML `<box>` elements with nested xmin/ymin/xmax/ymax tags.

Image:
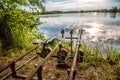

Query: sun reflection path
<box><xmin>87</xmin><ymin>27</ymin><xmax>99</xmax><ymax>34</ymax></box>
<box><xmin>82</xmin><ymin>22</ymin><xmax>103</xmax><ymax>43</ymax></box>
<box><xmin>83</xmin><ymin>22</ymin><xmax>102</xmax><ymax>34</ymax></box>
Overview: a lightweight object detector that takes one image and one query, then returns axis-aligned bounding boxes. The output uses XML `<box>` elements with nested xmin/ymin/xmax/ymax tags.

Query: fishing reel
<box><xmin>40</xmin><ymin>40</ymin><xmax>53</xmax><ymax>58</ymax></box>
<box><xmin>77</xmin><ymin>49</ymin><xmax>84</xmax><ymax>62</ymax></box>
<box><xmin>40</xmin><ymin>46</ymin><xmax>52</xmax><ymax>58</ymax></box>
<box><xmin>57</xmin><ymin>47</ymin><xmax>68</xmax><ymax>63</ymax></box>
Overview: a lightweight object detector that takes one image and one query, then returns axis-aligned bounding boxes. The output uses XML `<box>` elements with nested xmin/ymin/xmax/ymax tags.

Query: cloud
<box><xmin>44</xmin><ymin>0</ymin><xmax>120</xmax><ymax>11</ymax></box>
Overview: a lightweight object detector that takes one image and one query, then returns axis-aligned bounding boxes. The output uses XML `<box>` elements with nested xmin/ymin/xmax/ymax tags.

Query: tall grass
<box><xmin>78</xmin><ymin>41</ymin><xmax>120</xmax><ymax>79</ymax></box>
<box><xmin>0</xmin><ymin>8</ymin><xmax>45</xmax><ymax>56</ymax></box>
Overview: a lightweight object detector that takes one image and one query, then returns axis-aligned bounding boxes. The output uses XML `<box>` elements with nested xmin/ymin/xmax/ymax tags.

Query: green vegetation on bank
<box><xmin>0</xmin><ymin>0</ymin><xmax>45</xmax><ymax>56</ymax></box>
<box><xmin>41</xmin><ymin>7</ymin><xmax>120</xmax><ymax>14</ymax></box>
<box><xmin>53</xmin><ymin>40</ymin><xmax>120</xmax><ymax>79</ymax></box>
<box><xmin>0</xmin><ymin>36</ymin><xmax>120</xmax><ymax>79</ymax></box>
<box><xmin>79</xmin><ymin>42</ymin><xmax>120</xmax><ymax>79</ymax></box>
<box><xmin>63</xmin><ymin>40</ymin><xmax>120</xmax><ymax>79</ymax></box>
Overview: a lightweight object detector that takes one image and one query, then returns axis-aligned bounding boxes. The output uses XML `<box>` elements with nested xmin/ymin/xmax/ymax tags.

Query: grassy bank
<box><xmin>0</xmin><ymin>39</ymin><xmax>120</xmax><ymax>79</ymax></box>
<box><xmin>77</xmin><ymin>41</ymin><xmax>120</xmax><ymax>79</ymax></box>
<box><xmin>57</xmin><ymin>40</ymin><xmax>120</xmax><ymax>79</ymax></box>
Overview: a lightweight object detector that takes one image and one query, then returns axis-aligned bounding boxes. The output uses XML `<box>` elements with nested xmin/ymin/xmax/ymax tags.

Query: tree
<box><xmin>111</xmin><ymin>7</ymin><xmax>117</xmax><ymax>12</ymax></box>
<box><xmin>0</xmin><ymin>0</ymin><xmax>45</xmax><ymax>55</ymax></box>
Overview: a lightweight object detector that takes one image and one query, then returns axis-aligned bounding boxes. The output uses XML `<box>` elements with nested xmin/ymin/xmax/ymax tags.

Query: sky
<box><xmin>44</xmin><ymin>0</ymin><xmax>120</xmax><ymax>11</ymax></box>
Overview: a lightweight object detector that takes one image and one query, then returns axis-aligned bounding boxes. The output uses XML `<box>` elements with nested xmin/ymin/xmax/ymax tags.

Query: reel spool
<box><xmin>57</xmin><ymin>48</ymin><xmax>68</xmax><ymax>63</ymax></box>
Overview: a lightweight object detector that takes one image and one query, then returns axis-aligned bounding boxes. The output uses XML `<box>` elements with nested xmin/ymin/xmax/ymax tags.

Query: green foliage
<box><xmin>50</xmin><ymin>38</ymin><xmax>60</xmax><ymax>48</ymax></box>
<box><xmin>110</xmin><ymin>7</ymin><xmax>118</xmax><ymax>12</ymax></box>
<box><xmin>0</xmin><ymin>0</ymin><xmax>45</xmax><ymax>55</ymax></box>
<box><xmin>57</xmin><ymin>40</ymin><xmax>120</xmax><ymax>79</ymax></box>
<box><xmin>114</xmin><ymin>62</ymin><xmax>120</xmax><ymax>79</ymax></box>
<box><xmin>79</xmin><ymin>62</ymin><xmax>89</xmax><ymax>69</ymax></box>
<box><xmin>106</xmin><ymin>46</ymin><xmax>120</xmax><ymax>65</ymax></box>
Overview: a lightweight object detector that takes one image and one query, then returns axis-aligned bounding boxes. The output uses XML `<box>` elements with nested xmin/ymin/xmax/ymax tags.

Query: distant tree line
<box><xmin>41</xmin><ymin>7</ymin><xmax>120</xmax><ymax>14</ymax></box>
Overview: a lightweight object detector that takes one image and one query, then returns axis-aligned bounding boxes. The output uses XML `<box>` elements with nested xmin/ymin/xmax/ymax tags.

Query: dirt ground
<box><xmin>0</xmin><ymin>55</ymin><xmax>109</xmax><ymax>80</ymax></box>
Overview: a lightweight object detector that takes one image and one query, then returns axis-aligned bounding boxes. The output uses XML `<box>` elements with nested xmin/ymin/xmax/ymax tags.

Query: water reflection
<box><xmin>93</xmin><ymin>12</ymin><xmax>97</xmax><ymax>16</ymax></box>
<box><xmin>110</xmin><ymin>12</ymin><xmax>117</xmax><ymax>18</ymax></box>
<box><xmin>39</xmin><ymin>12</ymin><xmax>120</xmax><ymax>52</ymax></box>
<box><xmin>86</xmin><ymin>28</ymin><xmax>99</xmax><ymax>35</ymax></box>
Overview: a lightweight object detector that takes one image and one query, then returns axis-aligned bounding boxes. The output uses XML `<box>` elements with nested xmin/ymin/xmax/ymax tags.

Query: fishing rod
<box><xmin>1</xmin><ymin>54</ymin><xmax>38</xmax><ymax>80</ymax></box>
<box><xmin>39</xmin><ymin>23</ymin><xmax>76</xmax><ymax>58</ymax></box>
<box><xmin>0</xmin><ymin>24</ymin><xmax>76</xmax><ymax>80</ymax></box>
<box><xmin>68</xmin><ymin>29</ymin><xmax>83</xmax><ymax>80</ymax></box>
<box><xmin>0</xmin><ymin>23</ymin><xmax>71</xmax><ymax>74</ymax></box>
<box><xmin>25</xmin><ymin>24</ymin><xmax>77</xmax><ymax>80</ymax></box>
<box><xmin>46</xmin><ymin>23</ymin><xmax>73</xmax><ymax>41</ymax></box>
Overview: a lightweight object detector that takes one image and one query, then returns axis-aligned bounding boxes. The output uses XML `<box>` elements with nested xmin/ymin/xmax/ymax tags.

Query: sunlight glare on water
<box><xmin>87</xmin><ymin>28</ymin><xmax>99</xmax><ymax>34</ymax></box>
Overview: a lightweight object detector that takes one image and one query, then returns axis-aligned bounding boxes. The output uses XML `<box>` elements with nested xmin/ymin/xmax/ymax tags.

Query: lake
<box><xmin>38</xmin><ymin>12</ymin><xmax>120</xmax><ymax>53</ymax></box>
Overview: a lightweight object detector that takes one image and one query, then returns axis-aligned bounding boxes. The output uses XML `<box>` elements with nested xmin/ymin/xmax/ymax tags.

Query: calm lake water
<box><xmin>38</xmin><ymin>12</ymin><xmax>120</xmax><ymax>53</ymax></box>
